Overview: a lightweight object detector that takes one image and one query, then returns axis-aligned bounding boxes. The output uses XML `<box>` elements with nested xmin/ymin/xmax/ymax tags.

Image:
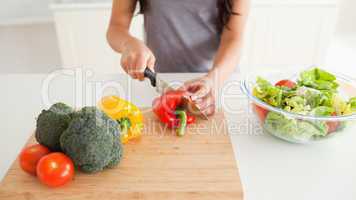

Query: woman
<box><xmin>107</xmin><ymin>0</ymin><xmax>249</xmax><ymax>116</ymax></box>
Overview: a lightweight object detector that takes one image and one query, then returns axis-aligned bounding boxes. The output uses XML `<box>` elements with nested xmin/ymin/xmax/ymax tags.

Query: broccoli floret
<box><xmin>35</xmin><ymin>103</ymin><xmax>74</xmax><ymax>151</ymax></box>
<box><xmin>49</xmin><ymin>102</ymin><xmax>74</xmax><ymax>115</ymax></box>
<box><xmin>106</xmin><ymin>140</ymin><xmax>123</xmax><ymax>169</ymax></box>
<box><xmin>60</xmin><ymin>107</ymin><xmax>123</xmax><ymax>173</ymax></box>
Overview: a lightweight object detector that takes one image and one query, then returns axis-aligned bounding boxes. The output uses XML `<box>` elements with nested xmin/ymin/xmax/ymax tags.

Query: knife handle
<box><xmin>144</xmin><ymin>67</ymin><xmax>156</xmax><ymax>87</ymax></box>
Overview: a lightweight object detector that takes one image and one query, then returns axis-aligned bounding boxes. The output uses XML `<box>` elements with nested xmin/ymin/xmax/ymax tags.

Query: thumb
<box><xmin>180</xmin><ymin>79</ymin><xmax>202</xmax><ymax>92</ymax></box>
<box><xmin>147</xmin><ymin>55</ymin><xmax>156</xmax><ymax>72</ymax></box>
<box><xmin>191</xmin><ymin>85</ymin><xmax>209</xmax><ymax>101</ymax></box>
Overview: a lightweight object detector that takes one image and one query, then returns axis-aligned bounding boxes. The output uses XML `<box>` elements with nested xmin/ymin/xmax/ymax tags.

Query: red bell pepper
<box><xmin>152</xmin><ymin>90</ymin><xmax>195</xmax><ymax>136</ymax></box>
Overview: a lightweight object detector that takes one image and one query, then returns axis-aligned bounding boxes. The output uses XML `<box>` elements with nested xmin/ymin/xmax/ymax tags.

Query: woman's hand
<box><xmin>181</xmin><ymin>76</ymin><xmax>216</xmax><ymax>116</ymax></box>
<box><xmin>121</xmin><ymin>38</ymin><xmax>156</xmax><ymax>80</ymax></box>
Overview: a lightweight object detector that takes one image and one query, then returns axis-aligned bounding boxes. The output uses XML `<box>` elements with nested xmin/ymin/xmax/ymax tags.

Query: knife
<box><xmin>143</xmin><ymin>67</ymin><xmax>208</xmax><ymax>120</ymax></box>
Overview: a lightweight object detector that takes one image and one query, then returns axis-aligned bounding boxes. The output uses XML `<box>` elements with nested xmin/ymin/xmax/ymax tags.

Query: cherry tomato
<box><xmin>253</xmin><ymin>104</ymin><xmax>269</xmax><ymax>122</ymax></box>
<box><xmin>37</xmin><ymin>152</ymin><xmax>74</xmax><ymax>187</ymax></box>
<box><xmin>19</xmin><ymin>144</ymin><xmax>51</xmax><ymax>176</ymax></box>
<box><xmin>326</xmin><ymin>112</ymin><xmax>340</xmax><ymax>134</ymax></box>
<box><xmin>275</xmin><ymin>79</ymin><xmax>296</xmax><ymax>89</ymax></box>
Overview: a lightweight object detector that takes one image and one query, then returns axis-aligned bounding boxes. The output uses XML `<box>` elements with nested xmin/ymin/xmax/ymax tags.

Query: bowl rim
<box><xmin>240</xmin><ymin>69</ymin><xmax>356</xmax><ymax>121</ymax></box>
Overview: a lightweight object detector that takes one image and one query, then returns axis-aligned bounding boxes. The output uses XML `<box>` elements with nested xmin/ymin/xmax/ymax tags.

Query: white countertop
<box><xmin>1</xmin><ymin>71</ymin><xmax>356</xmax><ymax>200</ymax></box>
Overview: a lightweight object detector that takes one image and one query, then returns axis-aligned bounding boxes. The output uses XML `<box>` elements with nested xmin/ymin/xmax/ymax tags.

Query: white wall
<box><xmin>0</xmin><ymin>0</ymin><xmax>63</xmax><ymax>74</ymax></box>
<box><xmin>0</xmin><ymin>0</ymin><xmax>52</xmax><ymax>24</ymax></box>
<box><xmin>0</xmin><ymin>0</ymin><xmax>355</xmax><ymax>74</ymax></box>
<box><xmin>334</xmin><ymin>0</ymin><xmax>356</xmax><ymax>35</ymax></box>
<box><xmin>0</xmin><ymin>23</ymin><xmax>61</xmax><ymax>73</ymax></box>
<box><xmin>52</xmin><ymin>1</ymin><xmax>339</xmax><ymax>74</ymax></box>
<box><xmin>52</xmin><ymin>4</ymin><xmax>143</xmax><ymax>74</ymax></box>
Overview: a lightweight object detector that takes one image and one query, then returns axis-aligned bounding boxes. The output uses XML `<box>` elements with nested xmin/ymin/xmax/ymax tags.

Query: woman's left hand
<box><xmin>180</xmin><ymin>76</ymin><xmax>216</xmax><ymax>116</ymax></box>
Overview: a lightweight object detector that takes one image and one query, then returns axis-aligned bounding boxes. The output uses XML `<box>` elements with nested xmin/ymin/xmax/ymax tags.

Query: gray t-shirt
<box><xmin>144</xmin><ymin>0</ymin><xmax>221</xmax><ymax>73</ymax></box>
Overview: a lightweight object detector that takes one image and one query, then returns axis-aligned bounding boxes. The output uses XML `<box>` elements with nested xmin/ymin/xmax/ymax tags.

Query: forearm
<box><xmin>107</xmin><ymin>25</ymin><xmax>136</xmax><ymax>53</ymax></box>
<box><xmin>207</xmin><ymin>32</ymin><xmax>244</xmax><ymax>86</ymax></box>
<box><xmin>106</xmin><ymin>0</ymin><xmax>138</xmax><ymax>53</ymax></box>
<box><xmin>207</xmin><ymin>0</ymin><xmax>249</xmax><ymax>87</ymax></box>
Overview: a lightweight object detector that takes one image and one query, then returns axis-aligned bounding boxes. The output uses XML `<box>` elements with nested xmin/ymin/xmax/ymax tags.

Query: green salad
<box><xmin>253</xmin><ymin>68</ymin><xmax>356</xmax><ymax>142</ymax></box>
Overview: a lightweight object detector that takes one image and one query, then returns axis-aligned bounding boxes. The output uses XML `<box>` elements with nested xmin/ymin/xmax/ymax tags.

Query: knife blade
<box><xmin>143</xmin><ymin>67</ymin><xmax>208</xmax><ymax>120</ymax></box>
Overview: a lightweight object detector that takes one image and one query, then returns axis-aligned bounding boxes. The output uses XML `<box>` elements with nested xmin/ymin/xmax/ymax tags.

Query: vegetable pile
<box><xmin>253</xmin><ymin>68</ymin><xmax>356</xmax><ymax>142</ymax></box>
<box><xmin>20</xmin><ymin>100</ymin><xmax>129</xmax><ymax>187</ymax></box>
<box><xmin>152</xmin><ymin>90</ymin><xmax>195</xmax><ymax>136</ymax></box>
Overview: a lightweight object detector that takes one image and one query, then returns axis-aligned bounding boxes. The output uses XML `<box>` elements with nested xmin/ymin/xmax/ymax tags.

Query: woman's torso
<box><xmin>144</xmin><ymin>0</ymin><xmax>221</xmax><ymax>73</ymax></box>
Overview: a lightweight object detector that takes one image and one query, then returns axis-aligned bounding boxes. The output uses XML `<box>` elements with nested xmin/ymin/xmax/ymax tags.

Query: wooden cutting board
<box><xmin>0</xmin><ymin>109</ymin><xmax>243</xmax><ymax>200</ymax></box>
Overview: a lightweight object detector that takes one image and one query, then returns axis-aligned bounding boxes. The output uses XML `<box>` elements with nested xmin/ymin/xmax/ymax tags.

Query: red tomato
<box><xmin>275</xmin><ymin>79</ymin><xmax>296</xmax><ymax>89</ymax></box>
<box><xmin>19</xmin><ymin>144</ymin><xmax>51</xmax><ymax>176</ymax></box>
<box><xmin>37</xmin><ymin>152</ymin><xmax>74</xmax><ymax>187</ymax></box>
<box><xmin>253</xmin><ymin>104</ymin><xmax>269</xmax><ymax>122</ymax></box>
<box><xmin>326</xmin><ymin>112</ymin><xmax>340</xmax><ymax>134</ymax></box>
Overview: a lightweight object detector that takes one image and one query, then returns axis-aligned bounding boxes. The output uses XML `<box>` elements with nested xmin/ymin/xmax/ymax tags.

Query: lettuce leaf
<box><xmin>311</xmin><ymin>106</ymin><xmax>334</xmax><ymax>116</ymax></box>
<box><xmin>264</xmin><ymin>112</ymin><xmax>328</xmax><ymax>142</ymax></box>
<box><xmin>343</xmin><ymin>97</ymin><xmax>356</xmax><ymax>114</ymax></box>
<box><xmin>298</xmin><ymin>68</ymin><xmax>338</xmax><ymax>91</ymax></box>
<box><xmin>349</xmin><ymin>97</ymin><xmax>356</xmax><ymax>109</ymax></box>
<box><xmin>253</xmin><ymin>77</ymin><xmax>283</xmax><ymax>107</ymax></box>
<box><xmin>284</xmin><ymin>96</ymin><xmax>309</xmax><ymax>114</ymax></box>
<box><xmin>315</xmin><ymin>68</ymin><xmax>336</xmax><ymax>81</ymax></box>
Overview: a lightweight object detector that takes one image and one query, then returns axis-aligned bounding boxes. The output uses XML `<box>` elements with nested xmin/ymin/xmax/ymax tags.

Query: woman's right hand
<box><xmin>121</xmin><ymin>38</ymin><xmax>156</xmax><ymax>80</ymax></box>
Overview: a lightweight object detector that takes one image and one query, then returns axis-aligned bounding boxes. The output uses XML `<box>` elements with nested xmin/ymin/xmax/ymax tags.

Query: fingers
<box><xmin>193</xmin><ymin>93</ymin><xmax>215</xmax><ymax>116</ymax></box>
<box><xmin>191</xmin><ymin>88</ymin><xmax>216</xmax><ymax>117</ymax></box>
<box><xmin>191</xmin><ymin>85</ymin><xmax>210</xmax><ymax>101</ymax></box>
<box><xmin>187</xmin><ymin>79</ymin><xmax>210</xmax><ymax>101</ymax></box>
<box><xmin>194</xmin><ymin>92</ymin><xmax>214</xmax><ymax>110</ymax></box>
<box><xmin>179</xmin><ymin>77</ymin><xmax>216</xmax><ymax>116</ymax></box>
<box><xmin>121</xmin><ymin>52</ymin><xmax>156</xmax><ymax>81</ymax></box>
<box><xmin>202</xmin><ymin>104</ymin><xmax>215</xmax><ymax>116</ymax></box>
<box><xmin>133</xmin><ymin>54</ymin><xmax>147</xmax><ymax>81</ymax></box>
<box><xmin>180</xmin><ymin>79</ymin><xmax>207</xmax><ymax>95</ymax></box>
<box><xmin>147</xmin><ymin>56</ymin><xmax>156</xmax><ymax>71</ymax></box>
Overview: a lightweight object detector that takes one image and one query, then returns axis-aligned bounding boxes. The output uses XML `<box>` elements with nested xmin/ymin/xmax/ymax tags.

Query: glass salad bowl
<box><xmin>240</xmin><ymin>67</ymin><xmax>356</xmax><ymax>144</ymax></box>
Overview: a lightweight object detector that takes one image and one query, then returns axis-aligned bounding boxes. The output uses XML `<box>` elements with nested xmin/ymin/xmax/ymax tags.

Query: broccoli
<box><xmin>60</xmin><ymin>107</ymin><xmax>123</xmax><ymax>173</ymax></box>
<box><xmin>49</xmin><ymin>102</ymin><xmax>74</xmax><ymax>115</ymax></box>
<box><xmin>35</xmin><ymin>103</ymin><xmax>74</xmax><ymax>151</ymax></box>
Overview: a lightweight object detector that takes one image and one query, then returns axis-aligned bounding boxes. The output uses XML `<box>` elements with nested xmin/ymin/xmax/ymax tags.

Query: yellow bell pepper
<box><xmin>98</xmin><ymin>96</ymin><xmax>143</xmax><ymax>144</ymax></box>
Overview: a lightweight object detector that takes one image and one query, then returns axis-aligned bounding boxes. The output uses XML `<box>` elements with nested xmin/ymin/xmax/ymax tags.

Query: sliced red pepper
<box><xmin>187</xmin><ymin>115</ymin><xmax>195</xmax><ymax>124</ymax></box>
<box><xmin>152</xmin><ymin>90</ymin><xmax>195</xmax><ymax>135</ymax></box>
